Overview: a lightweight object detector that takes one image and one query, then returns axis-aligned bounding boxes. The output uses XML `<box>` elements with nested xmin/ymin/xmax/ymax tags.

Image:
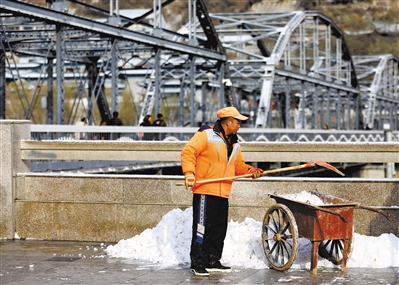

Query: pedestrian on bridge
<box><xmin>108</xmin><ymin>111</ymin><xmax>123</xmax><ymax>126</ymax></box>
<box><xmin>153</xmin><ymin>113</ymin><xmax>167</xmax><ymax>140</ymax></box>
<box><xmin>108</xmin><ymin>111</ymin><xmax>123</xmax><ymax>140</ymax></box>
<box><xmin>139</xmin><ymin>114</ymin><xmax>154</xmax><ymax>141</ymax></box>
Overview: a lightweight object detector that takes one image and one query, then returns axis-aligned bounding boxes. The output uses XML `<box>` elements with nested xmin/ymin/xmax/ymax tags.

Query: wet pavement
<box><xmin>0</xmin><ymin>240</ymin><xmax>398</xmax><ymax>285</ymax></box>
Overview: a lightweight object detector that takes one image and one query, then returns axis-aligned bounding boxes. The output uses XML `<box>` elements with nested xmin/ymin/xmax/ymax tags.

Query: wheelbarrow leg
<box><xmin>310</xmin><ymin>241</ymin><xmax>320</xmax><ymax>274</ymax></box>
<box><xmin>341</xmin><ymin>239</ymin><xmax>349</xmax><ymax>272</ymax></box>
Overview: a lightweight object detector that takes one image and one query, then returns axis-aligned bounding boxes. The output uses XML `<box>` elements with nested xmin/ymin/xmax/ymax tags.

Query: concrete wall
<box><xmin>1</xmin><ymin>120</ymin><xmax>398</xmax><ymax>242</ymax></box>
<box><xmin>0</xmin><ymin>120</ymin><xmax>31</xmax><ymax>239</ymax></box>
<box><xmin>14</xmin><ymin>173</ymin><xmax>398</xmax><ymax>242</ymax></box>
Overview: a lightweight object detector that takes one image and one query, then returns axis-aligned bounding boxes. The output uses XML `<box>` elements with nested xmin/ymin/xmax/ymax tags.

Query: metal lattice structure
<box><xmin>180</xmin><ymin>10</ymin><xmax>399</xmax><ymax>130</ymax></box>
<box><xmin>190</xmin><ymin>11</ymin><xmax>360</xmax><ymax>129</ymax></box>
<box><xmin>353</xmin><ymin>55</ymin><xmax>399</xmax><ymax>130</ymax></box>
<box><xmin>0</xmin><ymin>0</ymin><xmax>227</xmax><ymax>127</ymax></box>
<box><xmin>0</xmin><ymin>1</ymin><xmax>398</xmax><ymax>131</ymax></box>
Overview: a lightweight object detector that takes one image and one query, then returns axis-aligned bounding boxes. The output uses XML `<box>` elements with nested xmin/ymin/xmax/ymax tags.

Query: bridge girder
<box><xmin>185</xmin><ymin>11</ymin><xmax>360</xmax><ymax>128</ymax></box>
<box><xmin>353</xmin><ymin>55</ymin><xmax>399</xmax><ymax>129</ymax></box>
<box><xmin>0</xmin><ymin>0</ymin><xmax>227</xmax><ymax>126</ymax></box>
<box><xmin>0</xmin><ymin>1</ymin><xmax>398</xmax><ymax>131</ymax></box>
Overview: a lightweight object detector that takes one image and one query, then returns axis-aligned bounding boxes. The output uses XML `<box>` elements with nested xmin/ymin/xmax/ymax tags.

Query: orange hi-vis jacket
<box><xmin>181</xmin><ymin>127</ymin><xmax>252</xmax><ymax>198</ymax></box>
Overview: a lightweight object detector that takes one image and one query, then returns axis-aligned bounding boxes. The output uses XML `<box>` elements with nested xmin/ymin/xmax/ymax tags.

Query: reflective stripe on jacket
<box><xmin>181</xmin><ymin>128</ymin><xmax>252</xmax><ymax>198</ymax></box>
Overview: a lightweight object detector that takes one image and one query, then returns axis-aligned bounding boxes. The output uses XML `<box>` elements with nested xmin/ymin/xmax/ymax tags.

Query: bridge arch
<box><xmin>0</xmin><ymin>1</ymin><xmax>398</xmax><ymax>131</ymax></box>
<box><xmin>353</xmin><ymin>55</ymin><xmax>399</xmax><ymax>130</ymax></box>
<box><xmin>206</xmin><ymin>11</ymin><xmax>362</xmax><ymax>129</ymax></box>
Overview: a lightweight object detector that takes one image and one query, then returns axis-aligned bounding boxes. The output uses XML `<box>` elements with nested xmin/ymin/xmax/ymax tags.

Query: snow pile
<box><xmin>106</xmin><ymin>191</ymin><xmax>399</xmax><ymax>269</ymax></box>
<box><xmin>107</xmin><ymin>208</ymin><xmax>191</xmax><ymax>265</ymax></box>
<box><xmin>282</xmin><ymin>190</ymin><xmax>326</xmax><ymax>205</ymax></box>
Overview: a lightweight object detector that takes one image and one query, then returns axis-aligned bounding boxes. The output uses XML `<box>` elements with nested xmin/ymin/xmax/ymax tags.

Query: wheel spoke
<box><xmin>337</xmin><ymin>240</ymin><xmax>343</xmax><ymax>251</ymax></box>
<box><xmin>270</xmin><ymin>240</ymin><xmax>278</xmax><ymax>254</ymax></box>
<box><xmin>324</xmin><ymin>240</ymin><xmax>331</xmax><ymax>248</ymax></box>
<box><xmin>334</xmin><ymin>241</ymin><xmax>343</xmax><ymax>260</ymax></box>
<box><xmin>280</xmin><ymin>239</ymin><xmax>291</xmax><ymax>259</ymax></box>
<box><xmin>328</xmin><ymin>241</ymin><xmax>334</xmax><ymax>257</ymax></box>
<box><xmin>276</xmin><ymin>210</ymin><xmax>281</xmax><ymax>231</ymax></box>
<box><xmin>281</xmin><ymin>238</ymin><xmax>293</xmax><ymax>250</ymax></box>
<box><xmin>270</xmin><ymin>212</ymin><xmax>279</xmax><ymax>233</ymax></box>
<box><xmin>281</xmin><ymin>222</ymin><xmax>290</xmax><ymax>234</ymax></box>
<box><xmin>262</xmin><ymin>204</ymin><xmax>299</xmax><ymax>271</ymax></box>
<box><xmin>264</xmin><ymin>223</ymin><xmax>277</xmax><ymax>235</ymax></box>
<box><xmin>318</xmin><ymin>239</ymin><xmax>349</xmax><ymax>265</ymax></box>
<box><xmin>278</xmin><ymin>210</ymin><xmax>286</xmax><ymax>233</ymax></box>
<box><xmin>278</xmin><ymin>242</ymin><xmax>285</xmax><ymax>265</ymax></box>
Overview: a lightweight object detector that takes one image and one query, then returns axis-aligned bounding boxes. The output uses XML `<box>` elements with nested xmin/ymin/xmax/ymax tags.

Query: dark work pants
<box><xmin>190</xmin><ymin>194</ymin><xmax>229</xmax><ymax>269</ymax></box>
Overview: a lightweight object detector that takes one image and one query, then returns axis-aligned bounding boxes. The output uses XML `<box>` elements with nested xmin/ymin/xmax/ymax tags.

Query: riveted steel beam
<box><xmin>0</xmin><ymin>0</ymin><xmax>226</xmax><ymax>62</ymax></box>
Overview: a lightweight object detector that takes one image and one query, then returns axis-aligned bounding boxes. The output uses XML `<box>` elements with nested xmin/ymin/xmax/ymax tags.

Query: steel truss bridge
<box><xmin>0</xmin><ymin>0</ymin><xmax>398</xmax><ymax>131</ymax></box>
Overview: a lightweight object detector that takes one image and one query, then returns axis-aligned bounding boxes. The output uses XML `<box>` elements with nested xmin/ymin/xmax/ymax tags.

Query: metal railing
<box><xmin>30</xmin><ymin>125</ymin><xmax>398</xmax><ymax>143</ymax></box>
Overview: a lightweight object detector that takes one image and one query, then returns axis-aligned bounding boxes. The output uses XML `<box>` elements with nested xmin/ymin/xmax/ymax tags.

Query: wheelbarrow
<box><xmin>261</xmin><ymin>190</ymin><xmax>393</xmax><ymax>274</ymax></box>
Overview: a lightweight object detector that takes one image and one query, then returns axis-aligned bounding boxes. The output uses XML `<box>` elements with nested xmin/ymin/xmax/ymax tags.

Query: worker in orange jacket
<box><xmin>180</xmin><ymin>106</ymin><xmax>263</xmax><ymax>276</ymax></box>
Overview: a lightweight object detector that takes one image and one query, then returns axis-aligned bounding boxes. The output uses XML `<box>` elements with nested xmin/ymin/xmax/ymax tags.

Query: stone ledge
<box><xmin>20</xmin><ymin>140</ymin><xmax>399</xmax><ymax>162</ymax></box>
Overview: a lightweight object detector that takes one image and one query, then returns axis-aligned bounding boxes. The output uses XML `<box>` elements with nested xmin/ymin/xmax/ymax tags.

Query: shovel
<box><xmin>176</xmin><ymin>160</ymin><xmax>344</xmax><ymax>186</ymax></box>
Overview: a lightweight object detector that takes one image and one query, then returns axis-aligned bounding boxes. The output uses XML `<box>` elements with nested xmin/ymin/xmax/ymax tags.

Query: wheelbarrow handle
<box><xmin>306</xmin><ymin>205</ymin><xmax>348</xmax><ymax>223</ymax></box>
<box><xmin>311</xmin><ymin>190</ymin><xmax>394</xmax><ymax>223</ymax></box>
<box><xmin>356</xmin><ymin>205</ymin><xmax>394</xmax><ymax>222</ymax></box>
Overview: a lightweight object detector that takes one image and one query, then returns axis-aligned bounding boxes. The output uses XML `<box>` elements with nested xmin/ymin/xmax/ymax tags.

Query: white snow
<box><xmin>106</xmin><ymin>191</ymin><xmax>399</xmax><ymax>270</ymax></box>
<box><xmin>282</xmin><ymin>191</ymin><xmax>327</xmax><ymax>205</ymax></box>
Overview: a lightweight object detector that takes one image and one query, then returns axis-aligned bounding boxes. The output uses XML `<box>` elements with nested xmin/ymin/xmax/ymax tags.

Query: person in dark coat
<box><xmin>153</xmin><ymin>113</ymin><xmax>167</xmax><ymax>127</ymax></box>
<box><xmin>139</xmin><ymin>114</ymin><xmax>154</xmax><ymax>140</ymax></box>
<box><xmin>108</xmin><ymin>111</ymin><xmax>123</xmax><ymax>126</ymax></box>
<box><xmin>108</xmin><ymin>111</ymin><xmax>123</xmax><ymax>139</ymax></box>
<box><xmin>152</xmin><ymin>113</ymin><xmax>167</xmax><ymax>140</ymax></box>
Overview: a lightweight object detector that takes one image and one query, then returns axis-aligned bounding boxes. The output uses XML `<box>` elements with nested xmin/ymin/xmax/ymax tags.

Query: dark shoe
<box><xmin>205</xmin><ymin>261</ymin><xmax>232</xmax><ymax>272</ymax></box>
<box><xmin>191</xmin><ymin>268</ymin><xmax>209</xmax><ymax>276</ymax></box>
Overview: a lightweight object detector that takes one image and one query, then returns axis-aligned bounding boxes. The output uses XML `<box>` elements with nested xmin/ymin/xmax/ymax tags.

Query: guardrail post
<box><xmin>384</xmin><ymin>124</ymin><xmax>394</xmax><ymax>178</ymax></box>
<box><xmin>0</xmin><ymin>120</ymin><xmax>31</xmax><ymax>239</ymax></box>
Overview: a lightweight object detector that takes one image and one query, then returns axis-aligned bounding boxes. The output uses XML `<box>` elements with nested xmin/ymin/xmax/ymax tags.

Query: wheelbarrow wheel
<box><xmin>262</xmin><ymin>203</ymin><xmax>299</xmax><ymax>271</ymax></box>
<box><xmin>318</xmin><ymin>239</ymin><xmax>352</xmax><ymax>265</ymax></box>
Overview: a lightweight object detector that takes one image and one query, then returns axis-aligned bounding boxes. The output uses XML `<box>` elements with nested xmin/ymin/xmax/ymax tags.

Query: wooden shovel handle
<box><xmin>175</xmin><ymin>173</ymin><xmax>253</xmax><ymax>186</ymax></box>
<box><xmin>176</xmin><ymin>162</ymin><xmax>314</xmax><ymax>186</ymax></box>
<box><xmin>176</xmin><ymin>161</ymin><xmax>344</xmax><ymax>186</ymax></box>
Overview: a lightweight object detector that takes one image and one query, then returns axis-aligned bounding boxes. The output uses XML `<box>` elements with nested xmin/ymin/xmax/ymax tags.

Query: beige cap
<box><xmin>217</xmin><ymin>107</ymin><xmax>248</xmax><ymax>120</ymax></box>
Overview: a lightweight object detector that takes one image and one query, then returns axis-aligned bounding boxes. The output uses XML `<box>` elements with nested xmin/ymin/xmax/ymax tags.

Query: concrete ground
<box><xmin>0</xmin><ymin>240</ymin><xmax>398</xmax><ymax>285</ymax></box>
